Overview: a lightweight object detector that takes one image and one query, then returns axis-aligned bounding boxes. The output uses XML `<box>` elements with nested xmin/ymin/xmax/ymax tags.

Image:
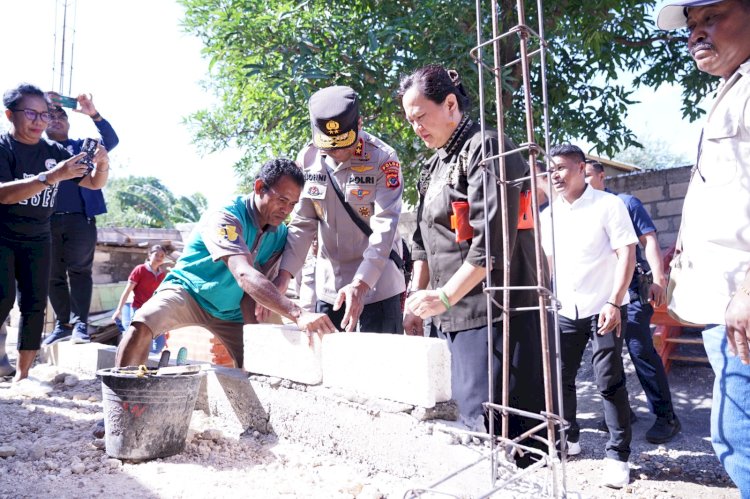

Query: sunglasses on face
<box><xmin>11</xmin><ymin>108</ymin><xmax>52</xmax><ymax>123</ymax></box>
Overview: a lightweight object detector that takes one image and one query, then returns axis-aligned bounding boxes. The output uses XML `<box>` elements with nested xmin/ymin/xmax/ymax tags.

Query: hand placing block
<box><xmin>243</xmin><ymin>324</ymin><xmax>323</xmax><ymax>385</ymax></box>
<box><xmin>322</xmin><ymin>333</ymin><xmax>451</xmax><ymax>408</ymax></box>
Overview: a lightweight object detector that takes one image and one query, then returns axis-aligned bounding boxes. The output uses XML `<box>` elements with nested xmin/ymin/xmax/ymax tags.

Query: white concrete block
<box><xmin>243</xmin><ymin>324</ymin><xmax>322</xmax><ymax>385</ymax></box>
<box><xmin>322</xmin><ymin>333</ymin><xmax>451</xmax><ymax>408</ymax></box>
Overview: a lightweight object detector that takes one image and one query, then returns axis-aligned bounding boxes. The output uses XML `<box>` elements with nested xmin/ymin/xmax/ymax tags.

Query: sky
<box><xmin>0</xmin><ymin>0</ymin><xmax>241</xmax><ymax>209</ymax></box>
<box><xmin>0</xmin><ymin>0</ymin><xmax>707</xmax><ymax>208</ymax></box>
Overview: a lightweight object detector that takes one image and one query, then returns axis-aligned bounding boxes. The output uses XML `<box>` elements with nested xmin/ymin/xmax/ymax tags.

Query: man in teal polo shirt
<box><xmin>115</xmin><ymin>158</ymin><xmax>337</xmax><ymax>368</ymax></box>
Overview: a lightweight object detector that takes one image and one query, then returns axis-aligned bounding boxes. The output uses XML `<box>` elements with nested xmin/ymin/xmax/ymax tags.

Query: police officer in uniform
<box><xmin>275</xmin><ymin>86</ymin><xmax>405</xmax><ymax>333</ymax></box>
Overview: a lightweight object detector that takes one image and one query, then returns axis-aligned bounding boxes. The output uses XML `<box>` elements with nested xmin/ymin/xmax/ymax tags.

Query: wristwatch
<box><xmin>37</xmin><ymin>172</ymin><xmax>54</xmax><ymax>187</ymax></box>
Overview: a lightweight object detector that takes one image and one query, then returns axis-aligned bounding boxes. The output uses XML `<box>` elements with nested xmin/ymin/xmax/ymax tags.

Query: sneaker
<box><xmin>566</xmin><ymin>440</ymin><xmax>581</xmax><ymax>456</ymax></box>
<box><xmin>557</xmin><ymin>437</ymin><xmax>581</xmax><ymax>457</ymax></box>
<box><xmin>42</xmin><ymin>324</ymin><xmax>73</xmax><ymax>347</ymax></box>
<box><xmin>645</xmin><ymin>414</ymin><xmax>681</xmax><ymax>444</ymax></box>
<box><xmin>601</xmin><ymin>458</ymin><xmax>630</xmax><ymax>488</ymax></box>
<box><xmin>596</xmin><ymin>408</ymin><xmax>638</xmax><ymax>432</ymax></box>
<box><xmin>71</xmin><ymin>323</ymin><xmax>91</xmax><ymax>344</ymax></box>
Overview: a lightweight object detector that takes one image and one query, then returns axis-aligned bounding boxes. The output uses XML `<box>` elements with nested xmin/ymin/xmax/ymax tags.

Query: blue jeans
<box><xmin>625</xmin><ymin>300</ymin><xmax>674</xmax><ymax>418</ymax></box>
<box><xmin>703</xmin><ymin>324</ymin><xmax>750</xmax><ymax>498</ymax></box>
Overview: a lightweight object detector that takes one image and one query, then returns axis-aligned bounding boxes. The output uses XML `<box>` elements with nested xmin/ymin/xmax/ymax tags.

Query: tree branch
<box><xmin>613</xmin><ymin>33</ymin><xmax>687</xmax><ymax>47</ymax></box>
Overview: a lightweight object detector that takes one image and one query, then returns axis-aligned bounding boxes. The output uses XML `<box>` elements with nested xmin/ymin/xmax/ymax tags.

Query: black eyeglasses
<box><xmin>11</xmin><ymin>108</ymin><xmax>52</xmax><ymax>123</ymax></box>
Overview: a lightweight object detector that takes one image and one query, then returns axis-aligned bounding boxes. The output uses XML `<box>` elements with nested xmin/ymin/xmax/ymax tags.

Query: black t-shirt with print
<box><xmin>0</xmin><ymin>133</ymin><xmax>73</xmax><ymax>240</ymax></box>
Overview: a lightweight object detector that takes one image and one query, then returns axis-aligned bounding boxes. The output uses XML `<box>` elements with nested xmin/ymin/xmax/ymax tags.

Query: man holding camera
<box><xmin>584</xmin><ymin>160</ymin><xmax>680</xmax><ymax>445</ymax></box>
<box><xmin>42</xmin><ymin>92</ymin><xmax>119</xmax><ymax>345</ymax></box>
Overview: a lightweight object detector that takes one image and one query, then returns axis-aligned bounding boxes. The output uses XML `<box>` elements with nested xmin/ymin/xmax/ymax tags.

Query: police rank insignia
<box><xmin>326</xmin><ymin>120</ymin><xmax>340</xmax><ymax>135</ymax></box>
<box><xmin>219</xmin><ymin>224</ymin><xmax>239</xmax><ymax>242</ymax></box>
<box><xmin>351</xmin><ymin>188</ymin><xmax>371</xmax><ymax>200</ymax></box>
<box><xmin>353</xmin><ymin>138</ymin><xmax>370</xmax><ymax>160</ymax></box>
<box><xmin>358</xmin><ymin>206</ymin><xmax>371</xmax><ymax>218</ymax></box>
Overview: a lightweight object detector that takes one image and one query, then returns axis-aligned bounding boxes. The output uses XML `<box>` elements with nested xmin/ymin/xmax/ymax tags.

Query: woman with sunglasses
<box><xmin>398</xmin><ymin>65</ymin><xmax>547</xmax><ymax>463</ymax></box>
<box><xmin>0</xmin><ymin>83</ymin><xmax>109</xmax><ymax>383</ymax></box>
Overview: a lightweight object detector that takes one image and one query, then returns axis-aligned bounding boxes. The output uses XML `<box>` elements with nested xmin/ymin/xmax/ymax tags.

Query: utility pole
<box><xmin>52</xmin><ymin>0</ymin><xmax>76</xmax><ymax>95</ymax></box>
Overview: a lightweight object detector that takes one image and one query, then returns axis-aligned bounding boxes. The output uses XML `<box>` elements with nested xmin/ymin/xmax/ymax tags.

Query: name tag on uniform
<box><xmin>303</xmin><ymin>182</ymin><xmax>327</xmax><ymax>199</ymax></box>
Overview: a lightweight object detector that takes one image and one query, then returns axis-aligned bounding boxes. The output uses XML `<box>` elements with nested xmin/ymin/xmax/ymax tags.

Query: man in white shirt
<box><xmin>541</xmin><ymin>144</ymin><xmax>637</xmax><ymax>489</ymax></box>
<box><xmin>658</xmin><ymin>0</ymin><xmax>750</xmax><ymax>493</ymax></box>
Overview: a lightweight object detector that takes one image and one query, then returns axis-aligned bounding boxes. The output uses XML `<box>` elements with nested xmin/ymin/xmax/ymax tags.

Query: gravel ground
<box><xmin>0</xmin><ymin>340</ymin><xmax>741</xmax><ymax>499</ymax></box>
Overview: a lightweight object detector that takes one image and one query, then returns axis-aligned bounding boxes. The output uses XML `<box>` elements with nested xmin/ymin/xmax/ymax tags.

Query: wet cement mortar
<box><xmin>0</xmin><ymin>341</ymin><xmax>740</xmax><ymax>499</ymax></box>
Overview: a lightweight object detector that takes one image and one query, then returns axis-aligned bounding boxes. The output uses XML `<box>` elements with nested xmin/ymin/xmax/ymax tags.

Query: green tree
<box><xmin>179</xmin><ymin>0</ymin><xmax>713</xmax><ymax>204</ymax></box>
<box><xmin>614</xmin><ymin>135</ymin><xmax>691</xmax><ymax>170</ymax></box>
<box><xmin>99</xmin><ymin>176</ymin><xmax>207</xmax><ymax>228</ymax></box>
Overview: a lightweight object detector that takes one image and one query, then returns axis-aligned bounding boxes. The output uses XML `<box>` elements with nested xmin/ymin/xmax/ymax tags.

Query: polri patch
<box><xmin>380</xmin><ymin>160</ymin><xmax>400</xmax><ymax>174</ymax></box>
<box><xmin>385</xmin><ymin>172</ymin><xmax>400</xmax><ymax>189</ymax></box>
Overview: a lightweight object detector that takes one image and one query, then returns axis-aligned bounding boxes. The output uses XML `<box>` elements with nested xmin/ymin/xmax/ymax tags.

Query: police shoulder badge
<box><xmin>381</xmin><ymin>160</ymin><xmax>401</xmax><ymax>190</ymax></box>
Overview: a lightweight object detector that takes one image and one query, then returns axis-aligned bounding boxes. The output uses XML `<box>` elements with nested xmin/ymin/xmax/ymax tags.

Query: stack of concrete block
<box><xmin>243</xmin><ymin>325</ymin><xmax>323</xmax><ymax>385</ymax></box>
<box><xmin>243</xmin><ymin>325</ymin><xmax>451</xmax><ymax>408</ymax></box>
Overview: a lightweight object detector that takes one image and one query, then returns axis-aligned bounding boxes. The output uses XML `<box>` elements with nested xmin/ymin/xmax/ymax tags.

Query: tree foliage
<box><xmin>99</xmin><ymin>176</ymin><xmax>208</xmax><ymax>228</ymax></box>
<box><xmin>614</xmin><ymin>135</ymin><xmax>691</xmax><ymax>170</ymax></box>
<box><xmin>179</xmin><ymin>0</ymin><xmax>715</xmax><ymax>204</ymax></box>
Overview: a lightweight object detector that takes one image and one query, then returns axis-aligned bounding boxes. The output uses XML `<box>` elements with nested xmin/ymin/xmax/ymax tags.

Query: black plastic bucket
<box><xmin>98</xmin><ymin>367</ymin><xmax>205</xmax><ymax>461</ymax></box>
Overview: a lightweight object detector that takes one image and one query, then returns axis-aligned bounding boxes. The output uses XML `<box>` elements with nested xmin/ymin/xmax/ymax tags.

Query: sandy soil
<box><xmin>0</xmin><ymin>339</ymin><xmax>741</xmax><ymax>499</ymax></box>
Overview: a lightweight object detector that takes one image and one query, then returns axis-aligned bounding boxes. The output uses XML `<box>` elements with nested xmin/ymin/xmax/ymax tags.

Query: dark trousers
<box><xmin>48</xmin><ymin>213</ymin><xmax>97</xmax><ymax>325</ymax></box>
<box><xmin>625</xmin><ymin>299</ymin><xmax>674</xmax><ymax>418</ymax></box>
<box><xmin>560</xmin><ymin>309</ymin><xmax>631</xmax><ymax>462</ymax></box>
<box><xmin>316</xmin><ymin>294</ymin><xmax>403</xmax><ymax>334</ymax></box>
<box><xmin>0</xmin><ymin>235</ymin><xmax>51</xmax><ymax>350</ymax></box>
<box><xmin>434</xmin><ymin>311</ymin><xmax>546</xmax><ymax>436</ymax></box>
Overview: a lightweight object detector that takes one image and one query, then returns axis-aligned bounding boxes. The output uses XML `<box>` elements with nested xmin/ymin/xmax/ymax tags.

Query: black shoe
<box><xmin>645</xmin><ymin>414</ymin><xmax>681</xmax><ymax>444</ymax></box>
<box><xmin>596</xmin><ymin>408</ymin><xmax>638</xmax><ymax>432</ymax></box>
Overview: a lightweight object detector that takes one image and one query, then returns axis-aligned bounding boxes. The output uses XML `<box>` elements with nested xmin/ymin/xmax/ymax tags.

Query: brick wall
<box><xmin>606</xmin><ymin>165</ymin><xmax>692</xmax><ymax>251</ymax></box>
<box><xmin>93</xmin><ymin>245</ymin><xmax>150</xmax><ymax>284</ymax></box>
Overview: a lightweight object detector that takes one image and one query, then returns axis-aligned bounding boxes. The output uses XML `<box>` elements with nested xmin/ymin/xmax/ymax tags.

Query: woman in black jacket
<box><xmin>399</xmin><ymin>65</ymin><xmax>545</xmax><ymax>450</ymax></box>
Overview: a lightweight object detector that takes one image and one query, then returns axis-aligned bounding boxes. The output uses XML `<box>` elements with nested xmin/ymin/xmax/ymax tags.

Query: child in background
<box><xmin>112</xmin><ymin>245</ymin><xmax>167</xmax><ymax>353</ymax></box>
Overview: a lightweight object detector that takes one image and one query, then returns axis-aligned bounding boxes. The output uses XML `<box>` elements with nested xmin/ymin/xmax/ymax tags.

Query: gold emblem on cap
<box><xmin>325</xmin><ymin>120</ymin><xmax>340</xmax><ymax>136</ymax></box>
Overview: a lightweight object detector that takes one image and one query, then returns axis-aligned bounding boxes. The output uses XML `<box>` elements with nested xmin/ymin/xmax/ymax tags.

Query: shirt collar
<box><xmin>558</xmin><ymin>183</ymin><xmax>594</xmax><ymax>208</ymax></box>
<box><xmin>247</xmin><ymin>193</ymin><xmax>279</xmax><ymax>233</ymax></box>
<box><xmin>145</xmin><ymin>262</ymin><xmax>163</xmax><ymax>276</ymax></box>
<box><xmin>437</xmin><ymin>115</ymin><xmax>474</xmax><ymax>159</ymax></box>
